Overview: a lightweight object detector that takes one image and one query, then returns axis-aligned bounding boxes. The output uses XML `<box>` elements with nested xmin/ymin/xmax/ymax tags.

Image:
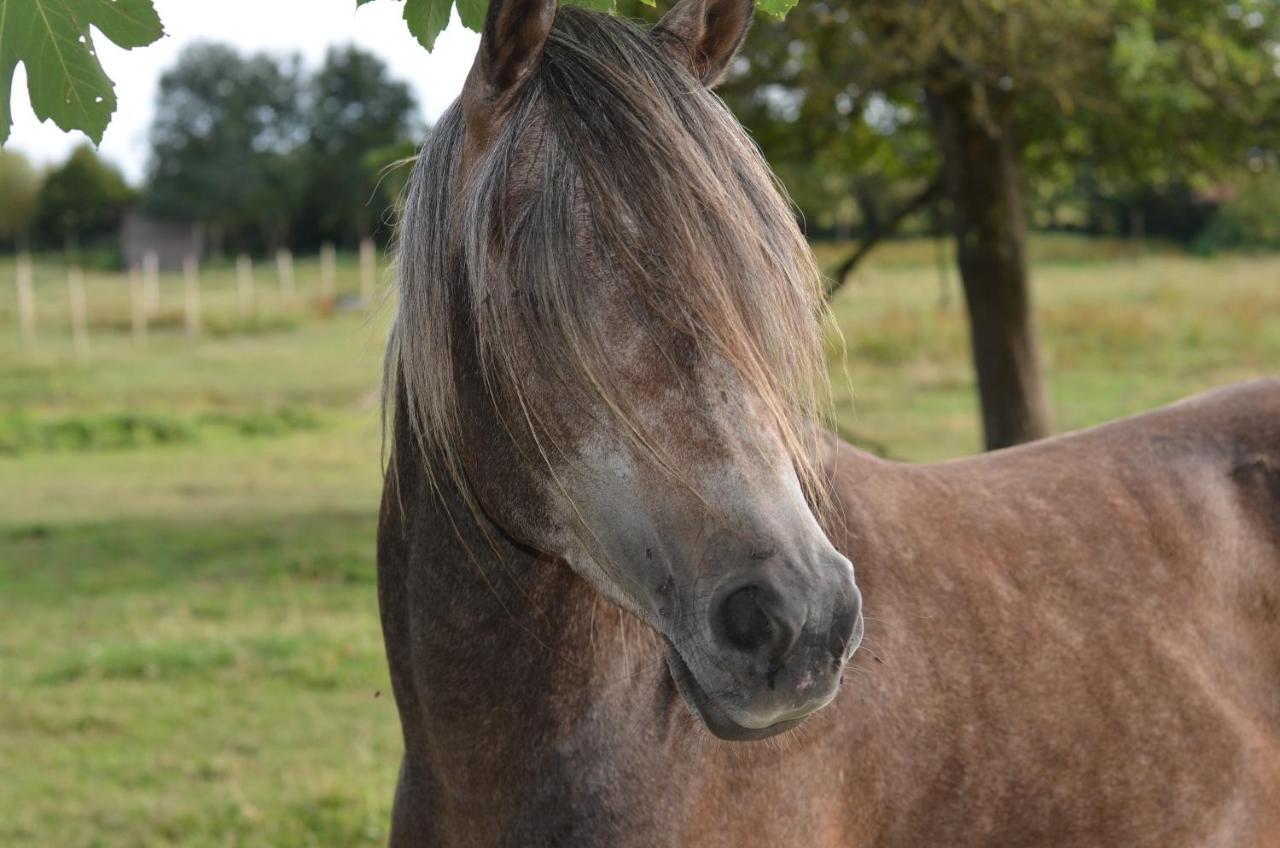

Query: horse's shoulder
<box><xmin>1149</xmin><ymin>379</ymin><xmax>1280</xmax><ymax>476</ymax></box>
<box><xmin>1192</xmin><ymin>379</ymin><xmax>1280</xmax><ymax>524</ymax></box>
<box><xmin>1062</xmin><ymin>379</ymin><xmax>1280</xmax><ymax>535</ymax></box>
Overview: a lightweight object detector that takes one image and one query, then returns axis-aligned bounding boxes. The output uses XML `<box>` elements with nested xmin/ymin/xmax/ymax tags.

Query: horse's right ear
<box><xmin>461</xmin><ymin>0</ymin><xmax>558</xmax><ymax>142</ymax></box>
<box><xmin>653</xmin><ymin>0</ymin><xmax>753</xmax><ymax>88</ymax></box>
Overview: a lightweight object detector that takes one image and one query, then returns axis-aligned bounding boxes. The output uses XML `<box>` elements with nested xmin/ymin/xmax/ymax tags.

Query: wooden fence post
<box><xmin>276</xmin><ymin>248</ymin><xmax>295</xmax><ymax>304</ymax></box>
<box><xmin>67</xmin><ymin>267</ymin><xmax>89</xmax><ymax>358</ymax></box>
<box><xmin>143</xmin><ymin>250</ymin><xmax>160</xmax><ymax>316</ymax></box>
<box><xmin>359</xmin><ymin>238</ymin><xmax>376</xmax><ymax>304</ymax></box>
<box><xmin>183</xmin><ymin>255</ymin><xmax>201</xmax><ymax>338</ymax></box>
<box><xmin>129</xmin><ymin>266</ymin><xmax>147</xmax><ymax>345</ymax></box>
<box><xmin>15</xmin><ymin>253</ymin><xmax>35</xmax><ymax>349</ymax></box>
<box><xmin>320</xmin><ymin>243</ymin><xmax>336</xmax><ymax>299</ymax></box>
<box><xmin>236</xmin><ymin>254</ymin><xmax>255</xmax><ymax>317</ymax></box>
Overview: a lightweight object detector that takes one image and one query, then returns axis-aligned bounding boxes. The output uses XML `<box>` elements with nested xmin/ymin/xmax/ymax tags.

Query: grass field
<box><xmin>2</xmin><ymin>238</ymin><xmax>1278</xmax><ymax>845</ymax></box>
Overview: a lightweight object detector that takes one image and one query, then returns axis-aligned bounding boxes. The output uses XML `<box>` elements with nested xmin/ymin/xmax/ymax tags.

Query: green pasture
<box><xmin>2</xmin><ymin>238</ymin><xmax>1278</xmax><ymax>845</ymax></box>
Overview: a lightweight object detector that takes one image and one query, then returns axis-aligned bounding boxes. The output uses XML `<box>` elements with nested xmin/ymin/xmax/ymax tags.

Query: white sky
<box><xmin>4</xmin><ymin>0</ymin><xmax>480</xmax><ymax>184</ymax></box>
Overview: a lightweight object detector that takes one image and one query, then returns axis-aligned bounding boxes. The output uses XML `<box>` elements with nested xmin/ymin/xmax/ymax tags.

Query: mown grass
<box><xmin>0</xmin><ymin>513</ymin><xmax>396</xmax><ymax>847</ymax></box>
<box><xmin>1</xmin><ymin>237</ymin><xmax>1277</xmax><ymax>845</ymax></box>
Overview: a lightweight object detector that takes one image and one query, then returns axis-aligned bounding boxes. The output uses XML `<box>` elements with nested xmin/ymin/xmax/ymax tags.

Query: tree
<box><xmin>0</xmin><ymin>148</ymin><xmax>39</xmax><ymax>250</ymax></box>
<box><xmin>706</xmin><ymin>4</ymin><xmax>937</xmax><ymax>239</ymax></box>
<box><xmin>143</xmin><ymin>44</ymin><xmax>307</xmax><ymax>254</ymax></box>
<box><xmin>296</xmin><ymin>47</ymin><xmax>419</xmax><ymax>248</ymax></box>
<box><xmin>721</xmin><ymin>0</ymin><xmax>1280</xmax><ymax>449</ymax></box>
<box><xmin>32</xmin><ymin>144</ymin><xmax>133</xmax><ymax>250</ymax></box>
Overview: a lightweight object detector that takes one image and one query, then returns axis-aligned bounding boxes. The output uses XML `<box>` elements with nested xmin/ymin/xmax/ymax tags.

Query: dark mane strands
<box><xmin>388</xmin><ymin>8</ymin><xmax>830</xmax><ymax>518</ymax></box>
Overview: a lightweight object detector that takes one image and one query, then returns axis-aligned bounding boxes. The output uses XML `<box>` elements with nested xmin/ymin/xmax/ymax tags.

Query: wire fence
<box><xmin>3</xmin><ymin>239</ymin><xmax>388</xmax><ymax>358</ymax></box>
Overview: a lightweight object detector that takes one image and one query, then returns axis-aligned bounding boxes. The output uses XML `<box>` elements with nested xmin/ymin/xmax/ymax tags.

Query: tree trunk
<box><xmin>927</xmin><ymin>84</ymin><xmax>1051</xmax><ymax>450</ymax></box>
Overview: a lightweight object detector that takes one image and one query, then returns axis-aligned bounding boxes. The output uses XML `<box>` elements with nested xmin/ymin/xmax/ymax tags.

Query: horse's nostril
<box><xmin>828</xmin><ymin>603</ymin><xmax>857</xmax><ymax>659</ymax></box>
<box><xmin>719</xmin><ymin>586</ymin><xmax>774</xmax><ymax>654</ymax></box>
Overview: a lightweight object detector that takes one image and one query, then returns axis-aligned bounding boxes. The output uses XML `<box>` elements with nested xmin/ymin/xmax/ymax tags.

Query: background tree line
<box><xmin>0</xmin><ymin>43</ymin><xmax>421</xmax><ymax>260</ymax></box>
<box><xmin>2</xmin><ymin>0</ymin><xmax>1278</xmax><ymax>452</ymax></box>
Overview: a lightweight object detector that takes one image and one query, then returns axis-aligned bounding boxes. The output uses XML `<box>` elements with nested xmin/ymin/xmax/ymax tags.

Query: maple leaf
<box><xmin>0</xmin><ymin>0</ymin><xmax>164</xmax><ymax>144</ymax></box>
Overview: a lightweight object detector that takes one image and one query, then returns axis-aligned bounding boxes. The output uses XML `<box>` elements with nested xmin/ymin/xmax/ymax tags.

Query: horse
<box><xmin>377</xmin><ymin>0</ymin><xmax>1280</xmax><ymax>843</ymax></box>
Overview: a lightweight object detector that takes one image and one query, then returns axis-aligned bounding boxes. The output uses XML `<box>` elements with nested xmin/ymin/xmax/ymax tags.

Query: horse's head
<box><xmin>394</xmin><ymin>0</ymin><xmax>861</xmax><ymax>740</ymax></box>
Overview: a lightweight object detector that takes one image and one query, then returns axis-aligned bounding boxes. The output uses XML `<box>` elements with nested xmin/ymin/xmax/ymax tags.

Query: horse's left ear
<box><xmin>462</xmin><ymin>0</ymin><xmax>558</xmax><ymax>142</ymax></box>
<box><xmin>652</xmin><ymin>0</ymin><xmax>754</xmax><ymax>88</ymax></box>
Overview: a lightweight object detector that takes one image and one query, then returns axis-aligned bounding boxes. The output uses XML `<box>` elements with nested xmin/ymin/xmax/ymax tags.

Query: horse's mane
<box><xmin>387</xmin><ymin>6</ymin><xmax>831</xmax><ymax>519</ymax></box>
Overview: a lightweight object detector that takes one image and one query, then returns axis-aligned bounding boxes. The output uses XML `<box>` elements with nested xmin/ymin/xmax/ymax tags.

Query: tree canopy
<box><xmin>297</xmin><ymin>46</ymin><xmax>419</xmax><ymax>248</ymax></box>
<box><xmin>141</xmin><ymin>43</ymin><xmax>418</xmax><ymax>253</ymax></box>
<box><xmin>31</xmin><ymin>143</ymin><xmax>132</xmax><ymax>249</ymax></box>
<box><xmin>721</xmin><ymin>0</ymin><xmax>1280</xmax><ymax>238</ymax></box>
<box><xmin>711</xmin><ymin>0</ymin><xmax>1280</xmax><ymax>449</ymax></box>
<box><xmin>143</xmin><ymin>44</ymin><xmax>306</xmax><ymax>251</ymax></box>
<box><xmin>0</xmin><ymin>146</ymin><xmax>38</xmax><ymax>248</ymax></box>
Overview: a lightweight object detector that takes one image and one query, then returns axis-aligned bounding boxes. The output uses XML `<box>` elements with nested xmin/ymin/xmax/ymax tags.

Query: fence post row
<box><xmin>15</xmin><ymin>254</ymin><xmax>35</xmax><ymax>348</ymax></box>
<box><xmin>237</xmin><ymin>254</ymin><xmax>255</xmax><ymax>317</ymax></box>
<box><xmin>276</xmin><ymin>248</ymin><xmax>295</xmax><ymax>303</ymax></box>
<box><xmin>143</xmin><ymin>250</ymin><xmax>160</xmax><ymax>317</ymax></box>
<box><xmin>183</xmin><ymin>256</ymin><xmax>201</xmax><ymax>338</ymax></box>
<box><xmin>13</xmin><ymin>247</ymin><xmax>389</xmax><ymax>356</ymax></box>
<box><xmin>67</xmin><ymin>267</ymin><xmax>89</xmax><ymax>358</ymax></box>
<box><xmin>320</xmin><ymin>243</ymin><xmax>337</xmax><ymax>299</ymax></box>
<box><xmin>359</xmin><ymin>238</ymin><xmax>376</xmax><ymax>304</ymax></box>
<box><xmin>129</xmin><ymin>266</ymin><xmax>147</xmax><ymax>345</ymax></box>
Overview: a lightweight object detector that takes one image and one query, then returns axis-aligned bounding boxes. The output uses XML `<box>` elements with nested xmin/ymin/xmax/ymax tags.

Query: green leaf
<box><xmin>402</xmin><ymin>0</ymin><xmax>453</xmax><ymax>50</ymax></box>
<box><xmin>564</xmin><ymin>0</ymin><xmax>615</xmax><ymax>11</ymax></box>
<box><xmin>756</xmin><ymin>0</ymin><xmax>798</xmax><ymax>16</ymax></box>
<box><xmin>77</xmin><ymin>0</ymin><xmax>163</xmax><ymax>48</ymax></box>
<box><xmin>354</xmin><ymin>0</ymin><xmax>470</xmax><ymax>45</ymax></box>
<box><xmin>455</xmin><ymin>0</ymin><xmax>485</xmax><ymax>31</ymax></box>
<box><xmin>0</xmin><ymin>0</ymin><xmax>163</xmax><ymax>145</ymax></box>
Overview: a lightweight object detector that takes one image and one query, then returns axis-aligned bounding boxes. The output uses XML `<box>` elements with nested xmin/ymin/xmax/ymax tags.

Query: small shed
<box><xmin>121</xmin><ymin>212</ymin><xmax>204</xmax><ymax>271</ymax></box>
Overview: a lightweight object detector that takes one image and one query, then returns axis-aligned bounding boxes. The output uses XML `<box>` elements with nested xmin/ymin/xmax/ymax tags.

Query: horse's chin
<box><xmin>663</xmin><ymin>639</ymin><xmax>807</xmax><ymax>742</ymax></box>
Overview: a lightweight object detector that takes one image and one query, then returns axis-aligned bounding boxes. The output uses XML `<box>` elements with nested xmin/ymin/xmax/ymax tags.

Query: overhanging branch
<box><xmin>824</xmin><ymin>173</ymin><xmax>944</xmax><ymax>299</ymax></box>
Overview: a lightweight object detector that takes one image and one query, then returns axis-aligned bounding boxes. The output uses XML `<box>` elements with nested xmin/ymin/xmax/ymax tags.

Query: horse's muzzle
<box><xmin>666</xmin><ymin>555</ymin><xmax>862</xmax><ymax>740</ymax></box>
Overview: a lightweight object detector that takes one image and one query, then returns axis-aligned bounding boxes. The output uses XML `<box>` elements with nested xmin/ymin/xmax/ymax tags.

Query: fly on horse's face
<box><xmin>401</xmin><ymin>0</ymin><xmax>861</xmax><ymax>740</ymax></box>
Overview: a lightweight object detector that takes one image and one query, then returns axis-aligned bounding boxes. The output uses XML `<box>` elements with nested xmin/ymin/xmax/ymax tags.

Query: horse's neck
<box><xmin>378</xmin><ymin>416</ymin><xmax>893</xmax><ymax>840</ymax></box>
<box><xmin>380</xmin><ymin>416</ymin><xmax>672</xmax><ymax>747</ymax></box>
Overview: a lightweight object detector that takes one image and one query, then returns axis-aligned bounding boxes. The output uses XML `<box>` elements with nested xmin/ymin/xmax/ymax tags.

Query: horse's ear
<box><xmin>652</xmin><ymin>0</ymin><xmax>753</xmax><ymax>88</ymax></box>
<box><xmin>462</xmin><ymin>0</ymin><xmax>558</xmax><ymax>141</ymax></box>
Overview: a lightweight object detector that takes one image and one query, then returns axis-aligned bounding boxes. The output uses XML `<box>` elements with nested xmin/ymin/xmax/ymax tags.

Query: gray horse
<box><xmin>379</xmin><ymin>0</ymin><xmax>1280</xmax><ymax>843</ymax></box>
